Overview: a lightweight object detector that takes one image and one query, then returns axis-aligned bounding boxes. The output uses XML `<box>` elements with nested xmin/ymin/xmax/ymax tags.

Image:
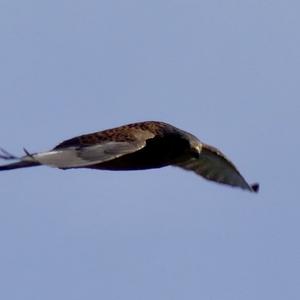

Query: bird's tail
<box><xmin>0</xmin><ymin>148</ymin><xmax>41</xmax><ymax>171</ymax></box>
<box><xmin>0</xmin><ymin>160</ymin><xmax>40</xmax><ymax>171</ymax></box>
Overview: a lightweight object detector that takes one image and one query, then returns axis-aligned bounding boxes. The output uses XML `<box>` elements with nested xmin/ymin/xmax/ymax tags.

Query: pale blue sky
<box><xmin>0</xmin><ymin>1</ymin><xmax>299</xmax><ymax>299</ymax></box>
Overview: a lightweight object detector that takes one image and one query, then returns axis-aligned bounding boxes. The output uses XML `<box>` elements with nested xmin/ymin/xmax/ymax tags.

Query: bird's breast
<box><xmin>87</xmin><ymin>134</ymin><xmax>190</xmax><ymax>171</ymax></box>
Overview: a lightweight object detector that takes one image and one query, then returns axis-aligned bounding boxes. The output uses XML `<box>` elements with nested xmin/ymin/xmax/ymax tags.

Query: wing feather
<box><xmin>30</xmin><ymin>140</ymin><xmax>147</xmax><ymax>169</ymax></box>
<box><xmin>29</xmin><ymin>126</ymin><xmax>156</xmax><ymax>169</ymax></box>
<box><xmin>176</xmin><ymin>144</ymin><xmax>258</xmax><ymax>192</ymax></box>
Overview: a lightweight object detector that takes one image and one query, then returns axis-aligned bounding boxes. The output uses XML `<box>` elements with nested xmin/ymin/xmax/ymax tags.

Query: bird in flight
<box><xmin>0</xmin><ymin>121</ymin><xmax>259</xmax><ymax>192</ymax></box>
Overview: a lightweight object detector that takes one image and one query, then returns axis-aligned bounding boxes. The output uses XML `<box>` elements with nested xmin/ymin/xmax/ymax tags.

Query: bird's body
<box><xmin>53</xmin><ymin>121</ymin><xmax>195</xmax><ymax>170</ymax></box>
<box><xmin>0</xmin><ymin>121</ymin><xmax>259</xmax><ymax>192</ymax></box>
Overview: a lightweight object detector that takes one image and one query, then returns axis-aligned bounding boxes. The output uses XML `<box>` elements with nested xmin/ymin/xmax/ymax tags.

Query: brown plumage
<box><xmin>0</xmin><ymin>121</ymin><xmax>259</xmax><ymax>192</ymax></box>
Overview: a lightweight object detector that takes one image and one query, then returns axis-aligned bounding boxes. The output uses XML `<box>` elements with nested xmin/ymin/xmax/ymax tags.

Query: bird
<box><xmin>0</xmin><ymin>121</ymin><xmax>259</xmax><ymax>192</ymax></box>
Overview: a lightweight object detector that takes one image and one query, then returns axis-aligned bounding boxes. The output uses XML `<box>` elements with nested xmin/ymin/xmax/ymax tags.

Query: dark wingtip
<box><xmin>251</xmin><ymin>183</ymin><xmax>259</xmax><ymax>193</ymax></box>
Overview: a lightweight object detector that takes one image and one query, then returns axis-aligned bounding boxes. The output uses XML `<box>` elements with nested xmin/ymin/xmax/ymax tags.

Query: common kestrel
<box><xmin>0</xmin><ymin>121</ymin><xmax>259</xmax><ymax>192</ymax></box>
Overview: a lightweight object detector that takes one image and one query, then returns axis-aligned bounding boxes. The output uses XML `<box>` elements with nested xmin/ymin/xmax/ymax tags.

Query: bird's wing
<box><xmin>30</xmin><ymin>129</ymin><xmax>155</xmax><ymax>169</ymax></box>
<box><xmin>176</xmin><ymin>144</ymin><xmax>258</xmax><ymax>192</ymax></box>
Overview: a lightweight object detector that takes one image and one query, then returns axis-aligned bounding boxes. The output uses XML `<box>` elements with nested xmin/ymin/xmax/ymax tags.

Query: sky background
<box><xmin>0</xmin><ymin>0</ymin><xmax>299</xmax><ymax>299</ymax></box>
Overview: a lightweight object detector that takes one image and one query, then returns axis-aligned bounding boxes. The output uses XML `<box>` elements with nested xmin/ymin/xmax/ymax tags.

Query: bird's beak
<box><xmin>191</xmin><ymin>147</ymin><xmax>201</xmax><ymax>159</ymax></box>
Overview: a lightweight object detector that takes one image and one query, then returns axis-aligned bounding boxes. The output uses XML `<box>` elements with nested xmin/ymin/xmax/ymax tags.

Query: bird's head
<box><xmin>190</xmin><ymin>140</ymin><xmax>202</xmax><ymax>158</ymax></box>
<box><xmin>181</xmin><ymin>131</ymin><xmax>202</xmax><ymax>158</ymax></box>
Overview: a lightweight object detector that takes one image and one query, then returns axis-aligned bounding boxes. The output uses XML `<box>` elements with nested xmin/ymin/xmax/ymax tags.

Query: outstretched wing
<box><xmin>30</xmin><ymin>128</ymin><xmax>156</xmax><ymax>169</ymax></box>
<box><xmin>176</xmin><ymin>144</ymin><xmax>259</xmax><ymax>192</ymax></box>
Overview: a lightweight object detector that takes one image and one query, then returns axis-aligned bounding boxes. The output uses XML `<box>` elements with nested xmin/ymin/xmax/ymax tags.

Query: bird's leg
<box><xmin>23</xmin><ymin>147</ymin><xmax>34</xmax><ymax>158</ymax></box>
<box><xmin>0</xmin><ymin>148</ymin><xmax>18</xmax><ymax>160</ymax></box>
<box><xmin>23</xmin><ymin>148</ymin><xmax>38</xmax><ymax>162</ymax></box>
<box><xmin>0</xmin><ymin>147</ymin><xmax>37</xmax><ymax>161</ymax></box>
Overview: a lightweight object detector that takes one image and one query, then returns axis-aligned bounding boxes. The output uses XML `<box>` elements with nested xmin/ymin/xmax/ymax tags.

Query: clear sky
<box><xmin>0</xmin><ymin>1</ymin><xmax>299</xmax><ymax>299</ymax></box>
